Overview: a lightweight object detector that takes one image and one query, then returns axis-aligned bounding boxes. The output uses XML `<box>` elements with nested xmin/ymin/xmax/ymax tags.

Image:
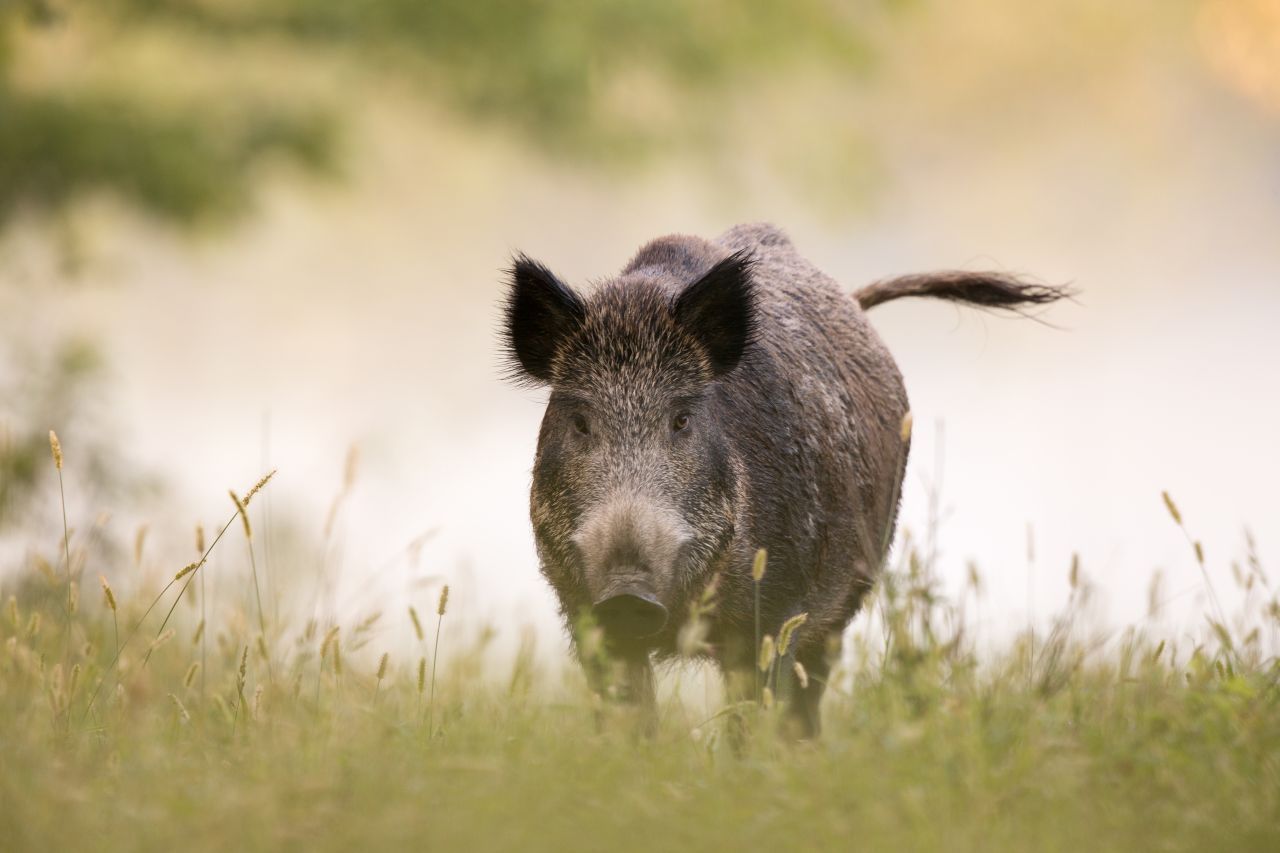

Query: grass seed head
<box><xmin>242</xmin><ymin>469</ymin><xmax>277</xmax><ymax>507</ymax></box>
<box><xmin>777</xmin><ymin>613</ymin><xmax>808</xmax><ymax>656</ymax></box>
<box><xmin>195</xmin><ymin>523</ymin><xmax>205</xmax><ymax>554</ymax></box>
<box><xmin>321</xmin><ymin>626</ymin><xmax>340</xmax><ymax>661</ymax></box>
<box><xmin>149</xmin><ymin>629</ymin><xmax>175</xmax><ymax>652</ymax></box>
<box><xmin>229</xmin><ymin>490</ymin><xmax>252</xmax><ymax>539</ymax></box>
<box><xmin>1162</xmin><ymin>491</ymin><xmax>1183</xmax><ymax>526</ymax></box>
<box><xmin>168</xmin><ymin>693</ymin><xmax>191</xmax><ymax>723</ymax></box>
<box><xmin>184</xmin><ymin>662</ymin><xmax>200</xmax><ymax>689</ymax></box>
<box><xmin>48</xmin><ymin>430</ymin><xmax>63</xmax><ymax>470</ymax></box>
<box><xmin>133</xmin><ymin>524</ymin><xmax>149</xmax><ymax>566</ymax></box>
<box><xmin>793</xmin><ymin>660</ymin><xmax>809</xmax><ymax>689</ymax></box>
<box><xmin>377</xmin><ymin>652</ymin><xmax>389</xmax><ymax>680</ymax></box>
<box><xmin>752</xmin><ymin>548</ymin><xmax>768</xmax><ymax>582</ymax></box>
<box><xmin>409</xmin><ymin>607</ymin><xmax>424</xmax><ymax>642</ymax></box>
<box><xmin>967</xmin><ymin>562</ymin><xmax>983</xmax><ymax>594</ymax></box>
<box><xmin>99</xmin><ymin>574</ymin><xmax>117</xmax><ymax>612</ymax></box>
<box><xmin>417</xmin><ymin>657</ymin><xmax>426</xmax><ymax>693</ymax></box>
<box><xmin>437</xmin><ymin>585</ymin><xmax>450</xmax><ymax>617</ymax></box>
<box><xmin>1147</xmin><ymin>571</ymin><xmax>1164</xmax><ymax>619</ymax></box>
<box><xmin>174</xmin><ymin>562</ymin><xmax>199</xmax><ymax>582</ymax></box>
<box><xmin>677</xmin><ymin>612</ymin><xmax>712</xmax><ymax>658</ymax></box>
<box><xmin>758</xmin><ymin>634</ymin><xmax>776</xmax><ymax>673</ymax></box>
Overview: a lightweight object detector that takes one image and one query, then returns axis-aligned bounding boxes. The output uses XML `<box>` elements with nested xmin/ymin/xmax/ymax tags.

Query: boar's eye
<box><xmin>671</xmin><ymin>413</ymin><xmax>691</xmax><ymax>433</ymax></box>
<box><xmin>571</xmin><ymin>413</ymin><xmax>591</xmax><ymax>436</ymax></box>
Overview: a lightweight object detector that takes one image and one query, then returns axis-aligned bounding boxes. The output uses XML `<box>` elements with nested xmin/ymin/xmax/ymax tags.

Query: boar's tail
<box><xmin>854</xmin><ymin>271</ymin><xmax>1072</xmax><ymax>314</ymax></box>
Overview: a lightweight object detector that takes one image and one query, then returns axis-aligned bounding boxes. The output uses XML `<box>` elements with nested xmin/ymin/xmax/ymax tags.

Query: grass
<box><xmin>0</xmin><ymin>441</ymin><xmax>1277</xmax><ymax>852</ymax></box>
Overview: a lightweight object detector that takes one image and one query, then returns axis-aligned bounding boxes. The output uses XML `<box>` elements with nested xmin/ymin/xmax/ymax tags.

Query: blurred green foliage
<box><xmin>1</xmin><ymin>0</ymin><xmax>888</xmax><ymax>230</ymax></box>
<box><xmin>0</xmin><ymin>336</ymin><xmax>126</xmax><ymax>530</ymax></box>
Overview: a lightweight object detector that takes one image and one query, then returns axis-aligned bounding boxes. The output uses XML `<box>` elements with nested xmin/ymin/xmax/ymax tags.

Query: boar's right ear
<box><xmin>503</xmin><ymin>254</ymin><xmax>586</xmax><ymax>385</ymax></box>
<box><xmin>673</xmin><ymin>250</ymin><xmax>756</xmax><ymax>377</ymax></box>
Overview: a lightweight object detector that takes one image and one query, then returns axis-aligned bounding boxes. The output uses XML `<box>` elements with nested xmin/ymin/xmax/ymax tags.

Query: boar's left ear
<box><xmin>673</xmin><ymin>250</ymin><xmax>756</xmax><ymax>377</ymax></box>
<box><xmin>503</xmin><ymin>254</ymin><xmax>586</xmax><ymax>385</ymax></box>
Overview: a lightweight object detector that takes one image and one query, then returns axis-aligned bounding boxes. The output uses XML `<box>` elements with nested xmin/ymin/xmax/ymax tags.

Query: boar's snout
<box><xmin>593</xmin><ymin>589</ymin><xmax>668</xmax><ymax>639</ymax></box>
<box><xmin>572</xmin><ymin>495</ymin><xmax>688</xmax><ymax>641</ymax></box>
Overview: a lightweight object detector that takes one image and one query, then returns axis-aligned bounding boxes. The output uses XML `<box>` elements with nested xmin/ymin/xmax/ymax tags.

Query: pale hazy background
<box><xmin>3</xmin><ymin>1</ymin><xmax>1278</xmax><ymax>665</ymax></box>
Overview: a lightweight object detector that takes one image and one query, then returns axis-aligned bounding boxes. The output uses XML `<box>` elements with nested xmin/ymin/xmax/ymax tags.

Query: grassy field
<box><xmin>1</xmin><ymin>441</ymin><xmax>1278</xmax><ymax>852</ymax></box>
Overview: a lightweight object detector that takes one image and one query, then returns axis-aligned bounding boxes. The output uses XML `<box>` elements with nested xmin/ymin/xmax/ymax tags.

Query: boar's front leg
<box><xmin>778</xmin><ymin>644</ymin><xmax>830</xmax><ymax>740</ymax></box>
<box><xmin>578</xmin><ymin>643</ymin><xmax>658</xmax><ymax>736</ymax></box>
<box><xmin>619</xmin><ymin>653</ymin><xmax>657</xmax><ymax>728</ymax></box>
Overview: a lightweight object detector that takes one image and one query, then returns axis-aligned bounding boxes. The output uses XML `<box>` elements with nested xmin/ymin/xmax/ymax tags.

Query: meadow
<box><xmin>1</xmin><ymin>435</ymin><xmax>1277</xmax><ymax>852</ymax></box>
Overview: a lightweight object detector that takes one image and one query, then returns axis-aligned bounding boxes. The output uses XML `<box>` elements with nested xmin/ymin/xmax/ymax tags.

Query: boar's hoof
<box><xmin>593</xmin><ymin>592</ymin><xmax>668</xmax><ymax>640</ymax></box>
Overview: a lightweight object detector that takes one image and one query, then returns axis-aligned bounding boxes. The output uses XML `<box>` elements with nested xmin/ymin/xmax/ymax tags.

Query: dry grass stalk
<box><xmin>168</xmin><ymin>693</ymin><xmax>191</xmax><ymax>723</ymax></box>
<box><xmin>134</xmin><ymin>524</ymin><xmax>149</xmax><ymax>567</ymax></box>
<box><xmin>374</xmin><ymin>652</ymin><xmax>390</xmax><ymax>702</ymax></box>
<box><xmin>230</xmin><ymin>484</ymin><xmax>272</xmax><ymax>683</ymax></box>
<box><xmin>752</xmin><ymin>548</ymin><xmax>767</xmax><ymax>701</ymax></box>
<box><xmin>429</xmin><ymin>585</ymin><xmax>450</xmax><ymax>732</ymax></box>
<box><xmin>49</xmin><ymin>429</ymin><xmax>73</xmax><ymax>694</ymax></box>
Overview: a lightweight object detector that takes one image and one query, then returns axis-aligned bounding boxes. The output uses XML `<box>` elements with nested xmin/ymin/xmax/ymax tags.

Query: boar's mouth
<box><xmin>592</xmin><ymin>588</ymin><xmax>669</xmax><ymax>641</ymax></box>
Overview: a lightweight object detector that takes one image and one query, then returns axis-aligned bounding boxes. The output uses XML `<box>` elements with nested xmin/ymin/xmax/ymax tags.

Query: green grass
<box><xmin>1</xmin><ymin>455</ymin><xmax>1278</xmax><ymax>852</ymax></box>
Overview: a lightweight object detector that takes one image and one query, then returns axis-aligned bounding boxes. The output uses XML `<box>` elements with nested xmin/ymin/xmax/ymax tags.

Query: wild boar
<box><xmin>501</xmin><ymin>223</ymin><xmax>1067</xmax><ymax>736</ymax></box>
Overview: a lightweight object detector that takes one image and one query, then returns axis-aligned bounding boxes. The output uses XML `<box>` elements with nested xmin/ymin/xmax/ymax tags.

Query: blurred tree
<box><xmin>0</xmin><ymin>0</ymin><xmax>887</xmax><ymax>231</ymax></box>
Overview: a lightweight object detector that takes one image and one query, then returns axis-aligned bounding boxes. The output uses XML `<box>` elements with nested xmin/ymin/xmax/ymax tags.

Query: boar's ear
<box><xmin>503</xmin><ymin>254</ymin><xmax>586</xmax><ymax>384</ymax></box>
<box><xmin>673</xmin><ymin>250</ymin><xmax>756</xmax><ymax>377</ymax></box>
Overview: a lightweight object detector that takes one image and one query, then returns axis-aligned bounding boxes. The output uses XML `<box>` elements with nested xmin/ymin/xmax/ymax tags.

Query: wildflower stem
<box><xmin>55</xmin><ymin>452</ymin><xmax>72</xmax><ymax>674</ymax></box>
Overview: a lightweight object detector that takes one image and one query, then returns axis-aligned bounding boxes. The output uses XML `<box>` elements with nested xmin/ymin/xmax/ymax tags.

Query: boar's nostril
<box><xmin>592</xmin><ymin>592</ymin><xmax>668</xmax><ymax>639</ymax></box>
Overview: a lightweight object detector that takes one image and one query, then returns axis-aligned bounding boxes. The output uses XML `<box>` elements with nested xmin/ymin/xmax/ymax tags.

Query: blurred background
<box><xmin>2</xmin><ymin>0</ymin><xmax>1278</xmax><ymax>664</ymax></box>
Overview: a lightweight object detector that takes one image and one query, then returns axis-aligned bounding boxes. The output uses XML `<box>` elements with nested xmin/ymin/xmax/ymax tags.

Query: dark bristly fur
<box><xmin>501</xmin><ymin>223</ymin><xmax>1069</xmax><ymax>738</ymax></box>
